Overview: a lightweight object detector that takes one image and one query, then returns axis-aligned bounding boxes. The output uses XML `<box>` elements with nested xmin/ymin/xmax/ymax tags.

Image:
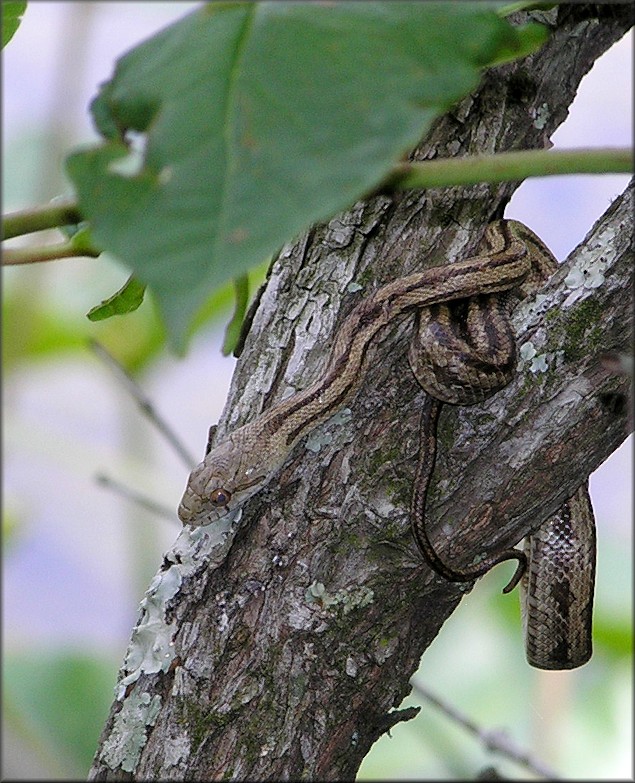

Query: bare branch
<box><xmin>95</xmin><ymin>473</ymin><xmax>178</xmax><ymax>524</ymax></box>
<box><xmin>411</xmin><ymin>681</ymin><xmax>560</xmax><ymax>780</ymax></box>
<box><xmin>89</xmin><ymin>339</ymin><xmax>197</xmax><ymax>469</ymax></box>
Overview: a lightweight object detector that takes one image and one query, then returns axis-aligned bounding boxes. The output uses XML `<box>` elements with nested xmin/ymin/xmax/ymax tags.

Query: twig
<box><xmin>95</xmin><ymin>473</ymin><xmax>178</xmax><ymax>523</ymax></box>
<box><xmin>2</xmin><ymin>241</ymin><xmax>100</xmax><ymax>265</ymax></box>
<box><xmin>88</xmin><ymin>338</ymin><xmax>198</xmax><ymax>469</ymax></box>
<box><xmin>393</xmin><ymin>146</ymin><xmax>632</xmax><ymax>189</ymax></box>
<box><xmin>3</xmin><ymin>149</ymin><xmax>630</xmax><ymax>245</ymax></box>
<box><xmin>411</xmin><ymin>680</ymin><xmax>560</xmax><ymax>780</ymax></box>
<box><xmin>2</xmin><ymin>200</ymin><xmax>83</xmax><ymax>240</ymax></box>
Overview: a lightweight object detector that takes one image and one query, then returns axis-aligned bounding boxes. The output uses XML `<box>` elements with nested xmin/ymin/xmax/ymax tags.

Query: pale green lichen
<box><xmin>306</xmin><ymin>580</ymin><xmax>374</xmax><ymax>614</ymax></box>
<box><xmin>519</xmin><ymin>341</ymin><xmax>551</xmax><ymax>374</ymax></box>
<box><xmin>305</xmin><ymin>408</ymin><xmax>352</xmax><ymax>452</ymax></box>
<box><xmin>565</xmin><ymin>259</ymin><xmax>606</xmax><ymax>290</ymax></box>
<box><xmin>116</xmin><ymin>515</ymin><xmax>234</xmax><ymax>699</ymax></box>
<box><xmin>305</xmin><ymin>430</ymin><xmax>333</xmax><ymax>453</ymax></box>
<box><xmin>101</xmin><ymin>691</ymin><xmax>162</xmax><ymax>773</ymax></box>
<box><xmin>562</xmin><ymin>252</ymin><xmax>608</xmax><ymax>308</ymax></box>
<box><xmin>532</xmin><ymin>102</ymin><xmax>550</xmax><ymax>129</ymax></box>
<box><xmin>116</xmin><ymin>570</ymin><xmax>181</xmax><ymax>699</ymax></box>
<box><xmin>519</xmin><ymin>341</ymin><xmax>537</xmax><ymax>361</ymax></box>
<box><xmin>530</xmin><ymin>353</ymin><xmax>549</xmax><ymax>373</ymax></box>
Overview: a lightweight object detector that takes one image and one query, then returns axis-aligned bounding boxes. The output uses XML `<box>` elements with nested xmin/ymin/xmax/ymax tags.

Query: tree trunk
<box><xmin>89</xmin><ymin>5</ymin><xmax>633</xmax><ymax>780</ymax></box>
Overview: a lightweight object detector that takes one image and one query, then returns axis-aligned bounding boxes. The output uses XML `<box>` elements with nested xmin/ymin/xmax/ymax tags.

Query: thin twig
<box><xmin>3</xmin><ymin>149</ymin><xmax>630</xmax><ymax>245</ymax></box>
<box><xmin>2</xmin><ymin>200</ymin><xmax>83</xmax><ymax>240</ymax></box>
<box><xmin>2</xmin><ymin>241</ymin><xmax>100</xmax><ymax>265</ymax></box>
<box><xmin>394</xmin><ymin>146</ymin><xmax>632</xmax><ymax>189</ymax></box>
<box><xmin>411</xmin><ymin>680</ymin><xmax>560</xmax><ymax>780</ymax></box>
<box><xmin>88</xmin><ymin>338</ymin><xmax>198</xmax><ymax>469</ymax></box>
<box><xmin>95</xmin><ymin>473</ymin><xmax>178</xmax><ymax>523</ymax></box>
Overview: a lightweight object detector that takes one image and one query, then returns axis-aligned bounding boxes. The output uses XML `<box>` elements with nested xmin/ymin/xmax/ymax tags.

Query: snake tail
<box><xmin>520</xmin><ymin>484</ymin><xmax>596</xmax><ymax>669</ymax></box>
<box><xmin>411</xmin><ymin>398</ymin><xmax>527</xmax><ymax>594</ymax></box>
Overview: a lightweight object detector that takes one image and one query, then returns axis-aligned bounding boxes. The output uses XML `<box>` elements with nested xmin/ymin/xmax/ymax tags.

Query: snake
<box><xmin>178</xmin><ymin>219</ymin><xmax>596</xmax><ymax>670</ymax></box>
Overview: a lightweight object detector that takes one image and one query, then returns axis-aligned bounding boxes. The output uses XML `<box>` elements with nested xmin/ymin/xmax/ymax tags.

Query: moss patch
<box><xmin>178</xmin><ymin>699</ymin><xmax>232</xmax><ymax>754</ymax></box>
<box><xmin>548</xmin><ymin>298</ymin><xmax>604</xmax><ymax>362</ymax></box>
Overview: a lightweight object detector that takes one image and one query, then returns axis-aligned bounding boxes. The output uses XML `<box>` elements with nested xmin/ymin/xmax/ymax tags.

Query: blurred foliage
<box><xmin>2</xmin><ymin>506</ymin><xmax>22</xmax><ymax>550</ymax></box>
<box><xmin>3</xmin><ymin>650</ymin><xmax>118</xmax><ymax>777</ymax></box>
<box><xmin>2</xmin><ymin>252</ymin><xmax>268</xmax><ymax>375</ymax></box>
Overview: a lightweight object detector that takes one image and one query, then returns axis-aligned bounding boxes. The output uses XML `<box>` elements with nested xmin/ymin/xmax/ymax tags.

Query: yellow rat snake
<box><xmin>178</xmin><ymin>220</ymin><xmax>596</xmax><ymax>670</ymax></box>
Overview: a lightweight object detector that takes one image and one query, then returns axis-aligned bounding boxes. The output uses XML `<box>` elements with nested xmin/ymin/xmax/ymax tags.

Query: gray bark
<box><xmin>89</xmin><ymin>4</ymin><xmax>633</xmax><ymax>780</ymax></box>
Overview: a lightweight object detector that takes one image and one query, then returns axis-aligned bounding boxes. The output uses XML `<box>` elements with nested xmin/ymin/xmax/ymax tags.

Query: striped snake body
<box><xmin>178</xmin><ymin>219</ymin><xmax>595</xmax><ymax>670</ymax></box>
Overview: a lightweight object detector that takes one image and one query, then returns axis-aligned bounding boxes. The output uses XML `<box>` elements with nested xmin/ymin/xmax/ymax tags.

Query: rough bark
<box><xmin>89</xmin><ymin>5</ymin><xmax>633</xmax><ymax>781</ymax></box>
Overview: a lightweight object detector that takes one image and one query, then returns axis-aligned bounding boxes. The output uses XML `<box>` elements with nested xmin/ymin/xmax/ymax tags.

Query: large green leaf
<box><xmin>66</xmin><ymin>1</ymin><xmax>547</xmax><ymax>351</ymax></box>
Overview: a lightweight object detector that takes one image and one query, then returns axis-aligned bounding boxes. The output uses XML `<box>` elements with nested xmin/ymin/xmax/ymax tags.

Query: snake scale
<box><xmin>178</xmin><ymin>219</ymin><xmax>596</xmax><ymax>670</ymax></box>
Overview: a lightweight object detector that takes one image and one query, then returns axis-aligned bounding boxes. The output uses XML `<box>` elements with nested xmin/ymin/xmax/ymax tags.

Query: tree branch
<box><xmin>2</xmin><ymin>200</ymin><xmax>83</xmax><ymax>240</ymax></box>
<box><xmin>425</xmin><ymin>178</ymin><xmax>632</xmax><ymax>570</ymax></box>
<box><xmin>393</xmin><ymin>146</ymin><xmax>632</xmax><ymax>189</ymax></box>
<box><xmin>89</xmin><ymin>5</ymin><xmax>633</xmax><ymax>780</ymax></box>
<box><xmin>2</xmin><ymin>240</ymin><xmax>100</xmax><ymax>265</ymax></box>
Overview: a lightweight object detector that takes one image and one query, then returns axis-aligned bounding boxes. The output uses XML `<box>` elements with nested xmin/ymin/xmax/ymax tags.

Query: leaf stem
<box><xmin>393</xmin><ymin>147</ymin><xmax>632</xmax><ymax>190</ymax></box>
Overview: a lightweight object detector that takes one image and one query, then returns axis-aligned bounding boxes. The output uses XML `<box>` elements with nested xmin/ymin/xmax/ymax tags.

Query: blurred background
<box><xmin>2</xmin><ymin>3</ymin><xmax>632</xmax><ymax>779</ymax></box>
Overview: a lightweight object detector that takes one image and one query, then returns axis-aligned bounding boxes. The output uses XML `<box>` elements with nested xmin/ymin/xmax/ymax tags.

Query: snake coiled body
<box><xmin>178</xmin><ymin>219</ymin><xmax>596</xmax><ymax>670</ymax></box>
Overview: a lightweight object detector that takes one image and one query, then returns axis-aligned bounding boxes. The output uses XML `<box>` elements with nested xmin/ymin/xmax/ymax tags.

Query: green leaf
<box><xmin>489</xmin><ymin>20</ymin><xmax>548</xmax><ymax>65</ymax></box>
<box><xmin>66</xmin><ymin>1</ymin><xmax>548</xmax><ymax>351</ymax></box>
<box><xmin>2</xmin><ymin>1</ymin><xmax>26</xmax><ymax>48</ymax></box>
<box><xmin>69</xmin><ymin>224</ymin><xmax>99</xmax><ymax>254</ymax></box>
<box><xmin>498</xmin><ymin>2</ymin><xmax>557</xmax><ymax>15</ymax></box>
<box><xmin>86</xmin><ymin>275</ymin><xmax>147</xmax><ymax>321</ymax></box>
<box><xmin>221</xmin><ymin>273</ymin><xmax>250</xmax><ymax>356</ymax></box>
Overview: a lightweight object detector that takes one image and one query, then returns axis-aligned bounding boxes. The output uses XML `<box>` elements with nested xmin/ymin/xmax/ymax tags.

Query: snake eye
<box><xmin>210</xmin><ymin>488</ymin><xmax>231</xmax><ymax>507</ymax></box>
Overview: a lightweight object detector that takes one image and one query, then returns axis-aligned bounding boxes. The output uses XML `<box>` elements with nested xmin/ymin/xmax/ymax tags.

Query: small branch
<box><xmin>2</xmin><ymin>148</ymin><xmax>631</xmax><ymax>249</ymax></box>
<box><xmin>411</xmin><ymin>681</ymin><xmax>560</xmax><ymax>780</ymax></box>
<box><xmin>376</xmin><ymin>706</ymin><xmax>421</xmax><ymax>738</ymax></box>
<box><xmin>89</xmin><ymin>338</ymin><xmax>198</xmax><ymax>469</ymax></box>
<box><xmin>95</xmin><ymin>473</ymin><xmax>177</xmax><ymax>523</ymax></box>
<box><xmin>393</xmin><ymin>147</ymin><xmax>632</xmax><ymax>190</ymax></box>
<box><xmin>2</xmin><ymin>201</ymin><xmax>83</xmax><ymax>240</ymax></box>
<box><xmin>2</xmin><ymin>241</ymin><xmax>100</xmax><ymax>265</ymax></box>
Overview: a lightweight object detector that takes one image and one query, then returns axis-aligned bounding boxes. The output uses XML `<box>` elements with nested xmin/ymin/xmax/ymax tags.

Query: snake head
<box><xmin>177</xmin><ymin>430</ymin><xmax>271</xmax><ymax>527</ymax></box>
